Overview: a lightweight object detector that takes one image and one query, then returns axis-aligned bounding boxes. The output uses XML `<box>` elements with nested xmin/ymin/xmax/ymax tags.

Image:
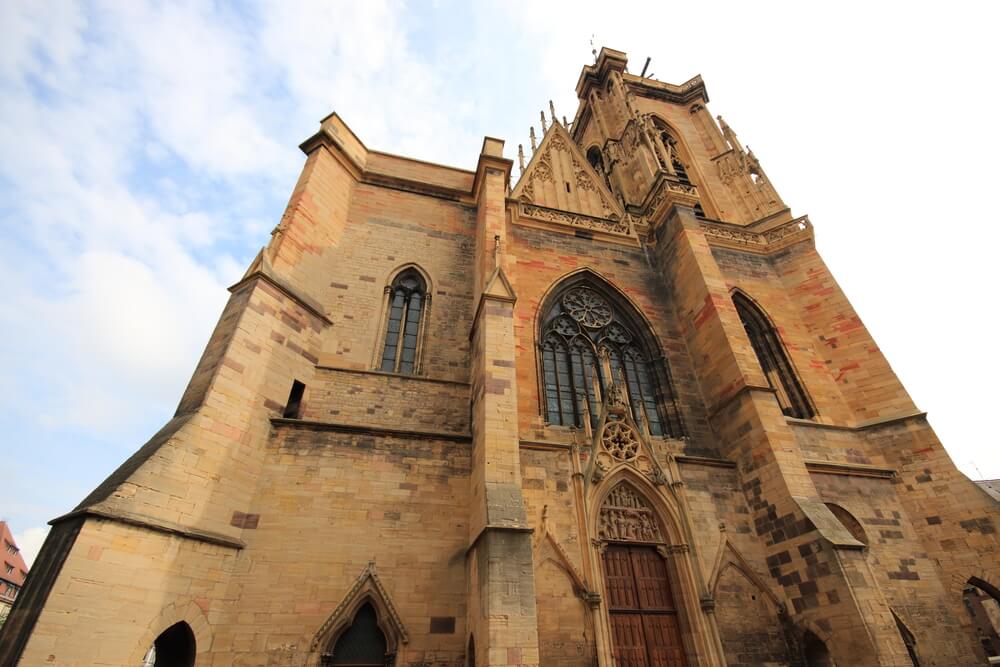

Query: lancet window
<box><xmin>379</xmin><ymin>269</ymin><xmax>427</xmax><ymax>374</ymax></box>
<box><xmin>732</xmin><ymin>292</ymin><xmax>815</xmax><ymax>420</ymax></box>
<box><xmin>651</xmin><ymin>119</ymin><xmax>692</xmax><ymax>186</ymax></box>
<box><xmin>539</xmin><ymin>283</ymin><xmax>683</xmax><ymax>437</ymax></box>
<box><xmin>325</xmin><ymin>602</ymin><xmax>388</xmax><ymax>666</ymax></box>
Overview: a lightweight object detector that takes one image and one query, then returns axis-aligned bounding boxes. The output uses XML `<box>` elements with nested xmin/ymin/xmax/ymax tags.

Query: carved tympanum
<box><xmin>598</xmin><ymin>484</ymin><xmax>663</xmax><ymax>542</ymax></box>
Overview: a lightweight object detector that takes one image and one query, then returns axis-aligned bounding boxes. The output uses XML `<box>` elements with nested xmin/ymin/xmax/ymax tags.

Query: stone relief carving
<box><xmin>643</xmin><ymin>176</ymin><xmax>699</xmax><ymax>217</ymax></box>
<box><xmin>535</xmin><ymin>158</ymin><xmax>554</xmax><ymax>183</ymax></box>
<box><xmin>519</xmin><ymin>204</ymin><xmax>631</xmax><ymax>236</ymax></box>
<box><xmin>520</xmin><ymin>180</ymin><xmax>535</xmax><ymax>202</ymax></box>
<box><xmin>698</xmin><ymin>216</ymin><xmax>812</xmax><ymax>252</ymax></box>
<box><xmin>598</xmin><ymin>484</ymin><xmax>663</xmax><ymax>542</ymax></box>
<box><xmin>574</xmin><ymin>165</ymin><xmax>598</xmax><ymax>192</ymax></box>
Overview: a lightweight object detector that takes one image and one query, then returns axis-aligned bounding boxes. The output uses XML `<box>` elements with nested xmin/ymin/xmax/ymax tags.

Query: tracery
<box><xmin>539</xmin><ymin>284</ymin><xmax>683</xmax><ymax>437</ymax></box>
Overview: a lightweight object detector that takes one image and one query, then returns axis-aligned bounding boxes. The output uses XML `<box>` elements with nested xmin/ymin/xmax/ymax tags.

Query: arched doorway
<box><xmin>325</xmin><ymin>602</ymin><xmax>389</xmax><ymax>666</ymax></box>
<box><xmin>598</xmin><ymin>483</ymin><xmax>688</xmax><ymax>666</ymax></box>
<box><xmin>142</xmin><ymin>621</ymin><xmax>196</xmax><ymax>667</ymax></box>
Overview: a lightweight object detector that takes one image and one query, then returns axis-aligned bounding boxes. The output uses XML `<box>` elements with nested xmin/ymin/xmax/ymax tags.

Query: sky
<box><xmin>1</xmin><ymin>1</ymin><xmax>998</xmax><ymax>567</ymax></box>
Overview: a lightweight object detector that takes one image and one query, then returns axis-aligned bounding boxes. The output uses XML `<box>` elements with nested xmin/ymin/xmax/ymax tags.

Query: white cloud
<box><xmin>13</xmin><ymin>525</ymin><xmax>48</xmax><ymax>568</ymax></box>
<box><xmin>0</xmin><ymin>0</ymin><xmax>997</xmax><ymax>553</ymax></box>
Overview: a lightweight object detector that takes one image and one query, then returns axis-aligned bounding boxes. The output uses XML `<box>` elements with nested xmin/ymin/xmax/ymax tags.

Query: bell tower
<box><xmin>571</xmin><ymin>47</ymin><xmax>787</xmax><ymax>226</ymax></box>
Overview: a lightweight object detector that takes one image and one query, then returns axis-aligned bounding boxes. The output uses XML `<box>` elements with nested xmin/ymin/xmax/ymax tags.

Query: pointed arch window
<box><xmin>651</xmin><ymin>120</ymin><xmax>693</xmax><ymax>186</ymax></box>
<box><xmin>379</xmin><ymin>269</ymin><xmax>428</xmax><ymax>374</ymax></box>
<box><xmin>539</xmin><ymin>283</ymin><xmax>683</xmax><ymax>437</ymax></box>
<box><xmin>325</xmin><ymin>602</ymin><xmax>388</xmax><ymax>666</ymax></box>
<box><xmin>587</xmin><ymin>146</ymin><xmax>611</xmax><ymax>190</ymax></box>
<box><xmin>732</xmin><ymin>292</ymin><xmax>815</xmax><ymax>420</ymax></box>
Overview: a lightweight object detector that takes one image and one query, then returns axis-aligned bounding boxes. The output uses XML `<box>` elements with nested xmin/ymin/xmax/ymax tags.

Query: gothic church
<box><xmin>2</xmin><ymin>47</ymin><xmax>998</xmax><ymax>667</ymax></box>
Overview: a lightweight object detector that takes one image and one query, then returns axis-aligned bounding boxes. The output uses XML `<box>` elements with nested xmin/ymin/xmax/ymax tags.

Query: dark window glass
<box><xmin>152</xmin><ymin>622</ymin><xmax>196</xmax><ymax>667</ymax></box>
<box><xmin>379</xmin><ymin>270</ymin><xmax>427</xmax><ymax>374</ymax></box>
<box><xmin>329</xmin><ymin>602</ymin><xmax>387</xmax><ymax>666</ymax></box>
<box><xmin>282</xmin><ymin>380</ymin><xmax>306</xmax><ymax>419</ymax></box>
<box><xmin>539</xmin><ymin>283</ymin><xmax>683</xmax><ymax>437</ymax></box>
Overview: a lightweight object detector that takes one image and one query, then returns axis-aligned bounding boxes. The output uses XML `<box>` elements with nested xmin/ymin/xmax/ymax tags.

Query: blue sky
<box><xmin>2</xmin><ymin>1</ymin><xmax>998</xmax><ymax>565</ymax></box>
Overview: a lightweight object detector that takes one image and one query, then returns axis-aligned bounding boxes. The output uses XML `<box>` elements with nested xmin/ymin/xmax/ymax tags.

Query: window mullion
<box><xmin>394</xmin><ymin>293</ymin><xmax>409</xmax><ymax>373</ymax></box>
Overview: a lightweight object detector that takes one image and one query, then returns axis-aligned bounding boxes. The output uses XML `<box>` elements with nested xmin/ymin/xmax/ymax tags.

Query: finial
<box><xmin>529</xmin><ymin>127</ymin><xmax>537</xmax><ymax>152</ymax></box>
<box><xmin>517</xmin><ymin>144</ymin><xmax>525</xmax><ymax>174</ymax></box>
<box><xmin>590</xmin><ymin>34</ymin><xmax>597</xmax><ymax>62</ymax></box>
<box><xmin>540</xmin><ymin>110</ymin><xmax>548</xmax><ymax>133</ymax></box>
<box><xmin>717</xmin><ymin>115</ymin><xmax>743</xmax><ymax>153</ymax></box>
<box><xmin>563</xmin><ymin>115</ymin><xmax>569</xmax><ymax>128</ymax></box>
<box><xmin>549</xmin><ymin>100</ymin><xmax>557</xmax><ymax>125</ymax></box>
<box><xmin>494</xmin><ymin>234</ymin><xmax>501</xmax><ymax>264</ymax></box>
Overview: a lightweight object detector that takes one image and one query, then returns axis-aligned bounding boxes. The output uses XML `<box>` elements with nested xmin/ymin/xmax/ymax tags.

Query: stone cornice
<box><xmin>49</xmin><ymin>507</ymin><xmax>245</xmax><ymax>550</ymax></box>
<box><xmin>803</xmin><ymin>460</ymin><xmax>897</xmax><ymax>479</ymax></box>
<box><xmin>510</xmin><ymin>200</ymin><xmax>639</xmax><ymax>246</ymax></box>
<box><xmin>641</xmin><ymin>174</ymin><xmax>701</xmax><ymax>222</ymax></box>
<box><xmin>271</xmin><ymin>417</ymin><xmax>471</xmax><ymax>442</ymax></box>
<box><xmin>466</xmin><ymin>524</ymin><xmax>534</xmax><ymax>555</ymax></box>
<box><xmin>314</xmin><ymin>364</ymin><xmax>470</xmax><ymax>387</ymax></box>
<box><xmin>675</xmin><ymin>455</ymin><xmax>737</xmax><ymax>469</ymax></box>
<box><xmin>301</xmin><ymin>124</ymin><xmax>478</xmax><ymax>204</ymax></box>
<box><xmin>622</xmin><ymin>73</ymin><xmax>709</xmax><ymax>106</ymax></box>
<box><xmin>699</xmin><ymin>215</ymin><xmax>814</xmax><ymax>254</ymax></box>
<box><xmin>785</xmin><ymin>411</ymin><xmax>928</xmax><ymax>432</ymax></box>
<box><xmin>362</xmin><ymin>170</ymin><xmax>470</xmax><ymax>202</ymax></box>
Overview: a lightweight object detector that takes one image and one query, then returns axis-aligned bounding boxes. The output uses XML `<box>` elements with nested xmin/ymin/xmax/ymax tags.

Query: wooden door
<box><xmin>604</xmin><ymin>545</ymin><xmax>688</xmax><ymax>667</ymax></box>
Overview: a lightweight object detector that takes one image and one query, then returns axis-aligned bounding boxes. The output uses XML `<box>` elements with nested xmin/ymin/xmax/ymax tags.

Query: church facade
<box><xmin>2</xmin><ymin>48</ymin><xmax>998</xmax><ymax>666</ymax></box>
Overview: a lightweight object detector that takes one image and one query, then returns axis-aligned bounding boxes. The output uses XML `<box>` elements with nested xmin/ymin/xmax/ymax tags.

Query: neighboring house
<box><xmin>0</xmin><ymin>522</ymin><xmax>28</xmax><ymax>627</ymax></box>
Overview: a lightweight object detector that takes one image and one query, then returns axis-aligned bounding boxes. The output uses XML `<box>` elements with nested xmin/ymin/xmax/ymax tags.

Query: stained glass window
<box><xmin>380</xmin><ymin>270</ymin><xmax>427</xmax><ymax>374</ymax></box>
<box><xmin>539</xmin><ymin>284</ymin><xmax>683</xmax><ymax>437</ymax></box>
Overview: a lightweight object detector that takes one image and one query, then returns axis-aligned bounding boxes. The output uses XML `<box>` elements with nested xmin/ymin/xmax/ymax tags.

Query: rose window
<box><xmin>563</xmin><ymin>289</ymin><xmax>613</xmax><ymax>328</ymax></box>
<box><xmin>602</xmin><ymin>422</ymin><xmax>640</xmax><ymax>461</ymax></box>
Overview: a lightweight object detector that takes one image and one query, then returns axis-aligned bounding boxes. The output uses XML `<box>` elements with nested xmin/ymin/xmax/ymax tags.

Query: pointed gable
<box><xmin>512</xmin><ymin>122</ymin><xmax>623</xmax><ymax>221</ymax></box>
<box><xmin>483</xmin><ymin>265</ymin><xmax>516</xmax><ymax>301</ymax></box>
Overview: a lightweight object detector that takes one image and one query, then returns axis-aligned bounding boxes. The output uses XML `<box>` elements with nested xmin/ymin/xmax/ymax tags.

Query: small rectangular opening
<box><xmin>430</xmin><ymin>616</ymin><xmax>456</xmax><ymax>634</ymax></box>
<box><xmin>283</xmin><ymin>380</ymin><xmax>305</xmax><ymax>419</ymax></box>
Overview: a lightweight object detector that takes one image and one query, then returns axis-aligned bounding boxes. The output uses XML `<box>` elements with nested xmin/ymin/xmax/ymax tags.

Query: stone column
<box><xmin>467</xmin><ymin>138</ymin><xmax>540</xmax><ymax>667</ymax></box>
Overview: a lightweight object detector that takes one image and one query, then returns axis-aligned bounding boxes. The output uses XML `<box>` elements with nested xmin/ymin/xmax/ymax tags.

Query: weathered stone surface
<box><xmin>3</xmin><ymin>47</ymin><xmax>997</xmax><ymax>667</ymax></box>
